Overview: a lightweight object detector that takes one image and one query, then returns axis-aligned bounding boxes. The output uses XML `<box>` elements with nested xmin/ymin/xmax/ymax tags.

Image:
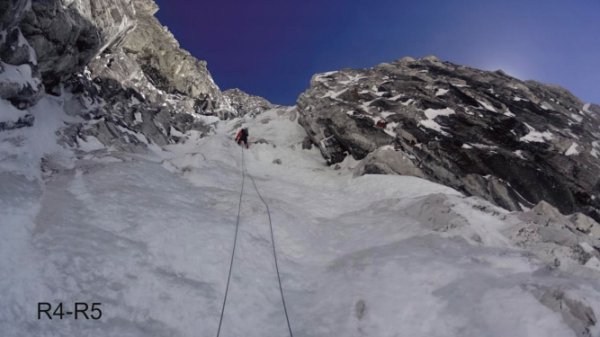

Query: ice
<box><xmin>1</xmin><ymin>103</ymin><xmax>599</xmax><ymax>337</ymax></box>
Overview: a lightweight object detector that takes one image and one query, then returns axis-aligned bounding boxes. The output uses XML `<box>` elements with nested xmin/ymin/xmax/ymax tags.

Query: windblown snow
<box><xmin>1</xmin><ymin>99</ymin><xmax>600</xmax><ymax>337</ymax></box>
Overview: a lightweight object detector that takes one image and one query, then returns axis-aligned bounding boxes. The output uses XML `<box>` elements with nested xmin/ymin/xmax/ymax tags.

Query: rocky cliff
<box><xmin>90</xmin><ymin>0</ymin><xmax>231</xmax><ymax>116</ymax></box>
<box><xmin>0</xmin><ymin>0</ymin><xmax>272</xmax><ymax>150</ymax></box>
<box><xmin>298</xmin><ymin>56</ymin><xmax>600</xmax><ymax>221</ymax></box>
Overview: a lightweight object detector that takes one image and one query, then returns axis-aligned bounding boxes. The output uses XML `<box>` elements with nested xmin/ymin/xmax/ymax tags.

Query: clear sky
<box><xmin>154</xmin><ymin>0</ymin><xmax>599</xmax><ymax>106</ymax></box>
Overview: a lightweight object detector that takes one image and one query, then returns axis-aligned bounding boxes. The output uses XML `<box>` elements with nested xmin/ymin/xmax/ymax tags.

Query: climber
<box><xmin>235</xmin><ymin>127</ymin><xmax>249</xmax><ymax>148</ymax></box>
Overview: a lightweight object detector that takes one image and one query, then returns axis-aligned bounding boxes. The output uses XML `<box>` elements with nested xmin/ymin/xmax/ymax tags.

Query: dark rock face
<box><xmin>298</xmin><ymin>56</ymin><xmax>600</xmax><ymax>220</ymax></box>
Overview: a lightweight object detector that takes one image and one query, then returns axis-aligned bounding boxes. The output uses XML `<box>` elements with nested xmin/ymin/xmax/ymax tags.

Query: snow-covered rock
<box><xmin>0</xmin><ymin>61</ymin><xmax>43</xmax><ymax>108</ymax></box>
<box><xmin>223</xmin><ymin>88</ymin><xmax>275</xmax><ymax>117</ymax></box>
<box><xmin>1</xmin><ymin>0</ymin><xmax>270</xmax><ymax>154</ymax></box>
<box><xmin>571</xmin><ymin>213</ymin><xmax>600</xmax><ymax>239</ymax></box>
<box><xmin>298</xmin><ymin>56</ymin><xmax>600</xmax><ymax>221</ymax></box>
<box><xmin>0</xmin><ymin>0</ymin><xmax>43</xmax><ymax>107</ymax></box>
<box><xmin>115</xmin><ymin>0</ymin><xmax>232</xmax><ymax>116</ymax></box>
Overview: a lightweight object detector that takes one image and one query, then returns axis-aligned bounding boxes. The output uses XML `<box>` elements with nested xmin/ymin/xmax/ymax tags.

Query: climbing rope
<box><xmin>247</xmin><ymin>172</ymin><xmax>295</xmax><ymax>337</ymax></box>
<box><xmin>215</xmin><ymin>144</ymin><xmax>294</xmax><ymax>337</ymax></box>
<box><xmin>215</xmin><ymin>146</ymin><xmax>245</xmax><ymax>337</ymax></box>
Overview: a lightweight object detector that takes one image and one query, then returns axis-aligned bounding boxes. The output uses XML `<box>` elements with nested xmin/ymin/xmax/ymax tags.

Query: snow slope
<box><xmin>1</xmin><ymin>104</ymin><xmax>600</xmax><ymax>337</ymax></box>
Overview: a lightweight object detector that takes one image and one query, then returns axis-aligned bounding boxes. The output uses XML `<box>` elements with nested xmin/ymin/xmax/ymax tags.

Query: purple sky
<box><xmin>154</xmin><ymin>0</ymin><xmax>600</xmax><ymax>105</ymax></box>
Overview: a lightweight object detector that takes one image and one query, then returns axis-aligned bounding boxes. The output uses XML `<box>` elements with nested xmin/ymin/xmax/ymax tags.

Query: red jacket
<box><xmin>235</xmin><ymin>129</ymin><xmax>248</xmax><ymax>142</ymax></box>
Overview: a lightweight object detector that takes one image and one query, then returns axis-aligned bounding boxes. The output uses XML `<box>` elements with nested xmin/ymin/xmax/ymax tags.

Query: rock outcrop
<box><xmin>403</xmin><ymin>192</ymin><xmax>600</xmax><ymax>274</ymax></box>
<box><xmin>510</xmin><ymin>200</ymin><xmax>600</xmax><ymax>269</ymax></box>
<box><xmin>0</xmin><ymin>0</ymin><xmax>43</xmax><ymax>107</ymax></box>
<box><xmin>115</xmin><ymin>0</ymin><xmax>231</xmax><ymax>116</ymax></box>
<box><xmin>0</xmin><ymin>0</ymin><xmax>272</xmax><ymax>151</ymax></box>
<box><xmin>1</xmin><ymin>0</ymin><xmax>140</xmax><ymax>108</ymax></box>
<box><xmin>19</xmin><ymin>0</ymin><xmax>137</xmax><ymax>88</ymax></box>
<box><xmin>298</xmin><ymin>56</ymin><xmax>600</xmax><ymax>220</ymax></box>
<box><xmin>78</xmin><ymin>0</ymin><xmax>233</xmax><ymax>119</ymax></box>
<box><xmin>223</xmin><ymin>88</ymin><xmax>275</xmax><ymax>117</ymax></box>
